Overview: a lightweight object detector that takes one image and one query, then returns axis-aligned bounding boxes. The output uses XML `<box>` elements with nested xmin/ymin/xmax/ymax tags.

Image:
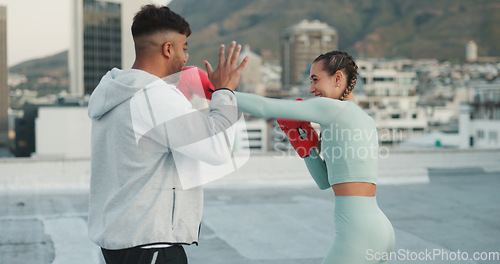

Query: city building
<box><xmin>70</xmin><ymin>0</ymin><xmax>168</xmax><ymax>96</ymax></box>
<box><xmin>35</xmin><ymin>106</ymin><xmax>91</xmax><ymax>158</ymax></box>
<box><xmin>280</xmin><ymin>20</ymin><xmax>338</xmax><ymax>92</ymax></box>
<box><xmin>459</xmin><ymin>80</ymin><xmax>500</xmax><ymax>149</ymax></box>
<box><xmin>237</xmin><ymin>45</ymin><xmax>263</xmax><ymax>94</ymax></box>
<box><xmin>13</xmin><ymin>104</ymin><xmax>39</xmax><ymax>157</ymax></box>
<box><xmin>259</xmin><ymin>62</ymin><xmax>283</xmax><ymax>97</ymax></box>
<box><xmin>0</xmin><ymin>5</ymin><xmax>7</xmax><ymax>147</ymax></box>
<box><xmin>235</xmin><ymin>118</ymin><xmax>269</xmax><ymax>153</ymax></box>
<box><xmin>356</xmin><ymin>59</ymin><xmax>428</xmax><ymax>143</ymax></box>
<box><xmin>466</xmin><ymin>40</ymin><xmax>478</xmax><ymax>63</ymax></box>
<box><xmin>70</xmin><ymin>0</ymin><xmax>122</xmax><ymax>96</ymax></box>
<box><xmin>465</xmin><ymin>40</ymin><xmax>500</xmax><ymax>63</ymax></box>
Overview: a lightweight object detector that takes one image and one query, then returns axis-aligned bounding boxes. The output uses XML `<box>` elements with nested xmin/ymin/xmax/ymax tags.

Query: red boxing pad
<box><xmin>178</xmin><ymin>66</ymin><xmax>215</xmax><ymax>100</ymax></box>
<box><xmin>277</xmin><ymin>118</ymin><xmax>304</xmax><ymax>129</ymax></box>
<box><xmin>278</xmin><ymin>122</ymin><xmax>319</xmax><ymax>158</ymax></box>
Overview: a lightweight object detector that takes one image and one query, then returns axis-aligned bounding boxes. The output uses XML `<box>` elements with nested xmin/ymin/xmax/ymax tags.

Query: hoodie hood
<box><xmin>88</xmin><ymin>68</ymin><xmax>160</xmax><ymax>120</ymax></box>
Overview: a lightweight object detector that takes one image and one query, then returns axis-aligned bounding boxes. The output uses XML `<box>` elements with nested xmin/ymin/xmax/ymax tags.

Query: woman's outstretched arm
<box><xmin>235</xmin><ymin>92</ymin><xmax>339</xmax><ymax>190</ymax></box>
<box><xmin>234</xmin><ymin>92</ymin><xmax>349</xmax><ymax>125</ymax></box>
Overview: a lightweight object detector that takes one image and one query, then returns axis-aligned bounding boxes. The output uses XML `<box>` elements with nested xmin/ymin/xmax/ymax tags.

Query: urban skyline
<box><xmin>0</xmin><ymin>2</ymin><xmax>498</xmax><ymax>263</ymax></box>
<box><xmin>2</xmin><ymin>1</ymin><xmax>500</xmax><ymax>157</ymax></box>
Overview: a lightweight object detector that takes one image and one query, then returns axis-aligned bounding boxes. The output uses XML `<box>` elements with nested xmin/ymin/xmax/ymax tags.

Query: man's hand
<box><xmin>203</xmin><ymin>41</ymin><xmax>249</xmax><ymax>91</ymax></box>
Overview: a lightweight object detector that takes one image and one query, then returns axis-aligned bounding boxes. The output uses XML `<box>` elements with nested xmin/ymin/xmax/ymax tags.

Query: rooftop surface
<box><xmin>1</xmin><ymin>148</ymin><xmax>499</xmax><ymax>264</ymax></box>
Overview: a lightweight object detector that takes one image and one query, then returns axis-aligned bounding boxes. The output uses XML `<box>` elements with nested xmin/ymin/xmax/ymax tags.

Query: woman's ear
<box><xmin>334</xmin><ymin>70</ymin><xmax>343</xmax><ymax>87</ymax></box>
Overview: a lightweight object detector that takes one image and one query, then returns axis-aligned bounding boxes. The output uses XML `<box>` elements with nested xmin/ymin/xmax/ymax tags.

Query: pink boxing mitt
<box><xmin>177</xmin><ymin>66</ymin><xmax>215</xmax><ymax>100</ymax></box>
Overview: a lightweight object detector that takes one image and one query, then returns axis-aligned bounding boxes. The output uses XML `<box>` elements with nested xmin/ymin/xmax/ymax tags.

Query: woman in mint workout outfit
<box><xmin>235</xmin><ymin>51</ymin><xmax>395</xmax><ymax>263</ymax></box>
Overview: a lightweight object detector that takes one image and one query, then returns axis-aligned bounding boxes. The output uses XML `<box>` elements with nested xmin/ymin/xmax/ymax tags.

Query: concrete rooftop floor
<box><xmin>1</xmin><ymin>149</ymin><xmax>499</xmax><ymax>264</ymax></box>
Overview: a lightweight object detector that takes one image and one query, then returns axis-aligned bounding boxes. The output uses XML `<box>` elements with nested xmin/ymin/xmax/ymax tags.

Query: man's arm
<box><xmin>131</xmin><ymin>41</ymin><xmax>248</xmax><ymax>165</ymax></box>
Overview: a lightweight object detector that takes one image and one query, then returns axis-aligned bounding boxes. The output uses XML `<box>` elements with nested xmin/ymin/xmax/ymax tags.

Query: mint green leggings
<box><xmin>322</xmin><ymin>196</ymin><xmax>395</xmax><ymax>264</ymax></box>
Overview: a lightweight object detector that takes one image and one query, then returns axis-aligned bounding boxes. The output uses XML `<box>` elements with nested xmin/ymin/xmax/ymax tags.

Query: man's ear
<box><xmin>162</xmin><ymin>42</ymin><xmax>173</xmax><ymax>58</ymax></box>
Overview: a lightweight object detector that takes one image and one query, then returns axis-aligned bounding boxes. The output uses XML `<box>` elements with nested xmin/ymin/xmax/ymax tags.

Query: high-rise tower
<box><xmin>466</xmin><ymin>40</ymin><xmax>478</xmax><ymax>63</ymax></box>
<box><xmin>0</xmin><ymin>6</ymin><xmax>8</xmax><ymax>146</ymax></box>
<box><xmin>70</xmin><ymin>0</ymin><xmax>122</xmax><ymax>96</ymax></box>
<box><xmin>280</xmin><ymin>20</ymin><xmax>338</xmax><ymax>90</ymax></box>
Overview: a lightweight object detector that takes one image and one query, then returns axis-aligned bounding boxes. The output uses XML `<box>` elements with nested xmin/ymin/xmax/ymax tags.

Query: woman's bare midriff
<box><xmin>332</xmin><ymin>182</ymin><xmax>376</xmax><ymax>197</ymax></box>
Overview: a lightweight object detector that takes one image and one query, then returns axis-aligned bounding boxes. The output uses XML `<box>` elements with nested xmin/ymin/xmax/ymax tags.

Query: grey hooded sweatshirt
<box><xmin>87</xmin><ymin>68</ymin><xmax>239</xmax><ymax>250</ymax></box>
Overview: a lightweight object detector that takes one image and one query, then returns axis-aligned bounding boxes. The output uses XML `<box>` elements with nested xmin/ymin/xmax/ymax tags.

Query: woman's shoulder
<box><xmin>308</xmin><ymin>98</ymin><xmax>375</xmax><ymax>124</ymax></box>
<box><xmin>305</xmin><ymin>97</ymin><xmax>355</xmax><ymax>112</ymax></box>
<box><xmin>306</xmin><ymin>97</ymin><xmax>354</xmax><ymax>104</ymax></box>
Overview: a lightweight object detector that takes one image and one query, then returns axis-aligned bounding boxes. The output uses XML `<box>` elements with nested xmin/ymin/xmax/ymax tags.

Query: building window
<box><xmin>489</xmin><ymin>131</ymin><xmax>498</xmax><ymax>142</ymax></box>
<box><xmin>391</xmin><ymin>114</ymin><xmax>400</xmax><ymax>119</ymax></box>
<box><xmin>374</xmin><ymin>77</ymin><xmax>395</xmax><ymax>82</ymax></box>
<box><xmin>388</xmin><ymin>101</ymin><xmax>399</xmax><ymax>109</ymax></box>
<box><xmin>401</xmin><ymin>77</ymin><xmax>413</xmax><ymax>85</ymax></box>
<box><xmin>359</xmin><ymin>102</ymin><xmax>369</xmax><ymax>109</ymax></box>
<box><xmin>412</xmin><ymin>113</ymin><xmax>417</xmax><ymax>119</ymax></box>
<box><xmin>477</xmin><ymin>130</ymin><xmax>484</xmax><ymax>139</ymax></box>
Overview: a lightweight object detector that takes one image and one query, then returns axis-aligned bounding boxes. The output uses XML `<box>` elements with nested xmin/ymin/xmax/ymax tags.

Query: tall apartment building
<box><xmin>70</xmin><ymin>0</ymin><xmax>122</xmax><ymax>96</ymax></box>
<box><xmin>0</xmin><ymin>6</ymin><xmax>8</xmax><ymax>146</ymax></box>
<box><xmin>466</xmin><ymin>40</ymin><xmax>478</xmax><ymax>63</ymax></box>
<box><xmin>70</xmin><ymin>0</ymin><xmax>171</xmax><ymax>96</ymax></box>
<box><xmin>83</xmin><ymin>0</ymin><xmax>122</xmax><ymax>95</ymax></box>
<box><xmin>280</xmin><ymin>20</ymin><xmax>338</xmax><ymax>91</ymax></box>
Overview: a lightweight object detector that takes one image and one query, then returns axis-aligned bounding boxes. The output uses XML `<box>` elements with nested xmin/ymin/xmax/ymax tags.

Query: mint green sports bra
<box><xmin>234</xmin><ymin>92</ymin><xmax>379</xmax><ymax>189</ymax></box>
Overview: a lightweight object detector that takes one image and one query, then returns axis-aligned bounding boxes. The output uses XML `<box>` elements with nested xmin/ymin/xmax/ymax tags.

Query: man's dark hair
<box><xmin>132</xmin><ymin>5</ymin><xmax>191</xmax><ymax>38</ymax></box>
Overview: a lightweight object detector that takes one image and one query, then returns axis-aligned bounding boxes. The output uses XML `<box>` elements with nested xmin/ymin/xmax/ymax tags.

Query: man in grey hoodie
<box><xmin>87</xmin><ymin>5</ymin><xmax>248</xmax><ymax>264</ymax></box>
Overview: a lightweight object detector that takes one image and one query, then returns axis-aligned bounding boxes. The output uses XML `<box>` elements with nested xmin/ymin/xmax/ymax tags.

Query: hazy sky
<box><xmin>0</xmin><ymin>0</ymin><xmax>170</xmax><ymax>67</ymax></box>
<box><xmin>0</xmin><ymin>0</ymin><xmax>71</xmax><ymax>66</ymax></box>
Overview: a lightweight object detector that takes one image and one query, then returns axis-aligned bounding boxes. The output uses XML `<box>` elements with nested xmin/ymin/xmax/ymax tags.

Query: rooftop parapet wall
<box><xmin>1</xmin><ymin>148</ymin><xmax>499</xmax><ymax>194</ymax></box>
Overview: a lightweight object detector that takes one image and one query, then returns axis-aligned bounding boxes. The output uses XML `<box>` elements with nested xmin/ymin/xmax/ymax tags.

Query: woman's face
<box><xmin>309</xmin><ymin>61</ymin><xmax>346</xmax><ymax>99</ymax></box>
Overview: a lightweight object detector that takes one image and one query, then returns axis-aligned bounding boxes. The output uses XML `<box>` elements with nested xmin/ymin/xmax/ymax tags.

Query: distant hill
<box><xmin>9</xmin><ymin>51</ymin><xmax>68</xmax><ymax>97</ymax></box>
<box><xmin>168</xmin><ymin>0</ymin><xmax>500</xmax><ymax>66</ymax></box>
<box><xmin>10</xmin><ymin>50</ymin><xmax>68</xmax><ymax>77</ymax></box>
